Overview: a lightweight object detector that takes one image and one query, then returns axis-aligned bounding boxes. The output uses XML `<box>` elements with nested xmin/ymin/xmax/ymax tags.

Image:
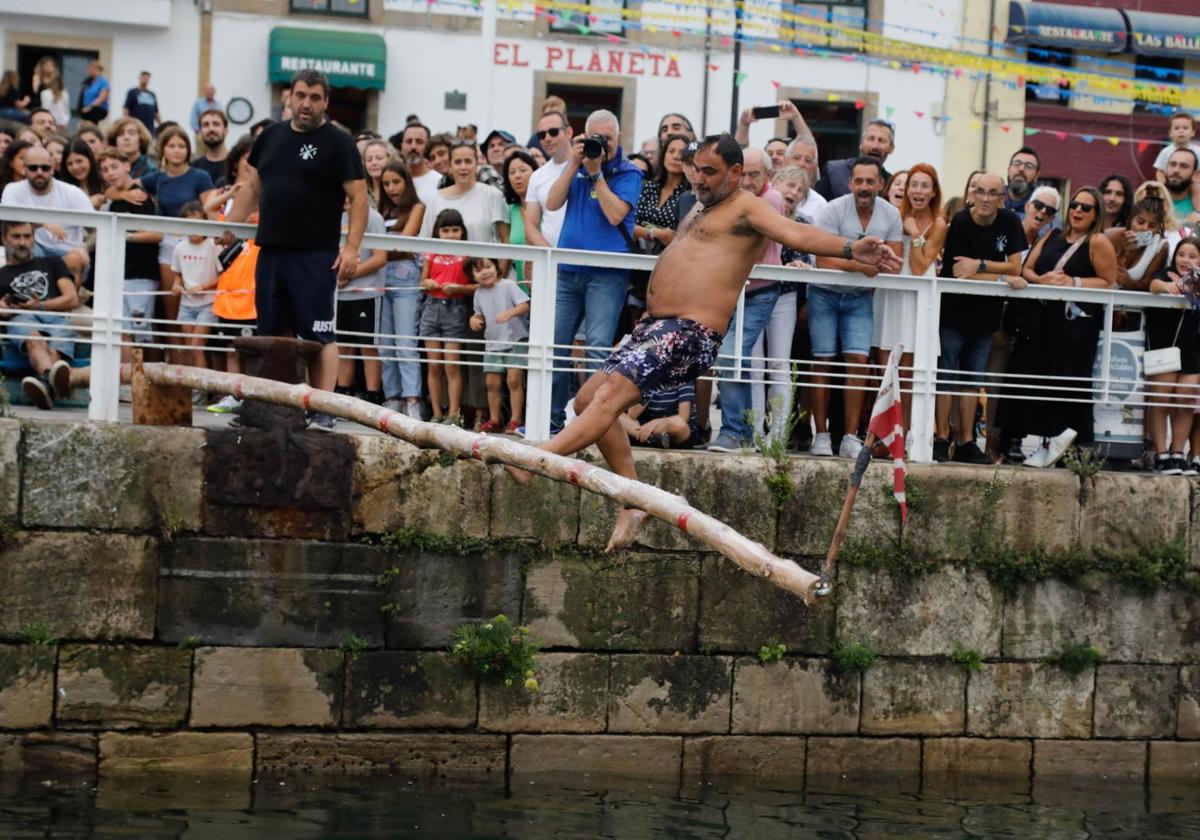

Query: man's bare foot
<box><xmin>606</xmin><ymin>508</ymin><xmax>648</xmax><ymax>553</ymax></box>
<box><xmin>505</xmin><ymin>464</ymin><xmax>533</xmax><ymax>485</ymax></box>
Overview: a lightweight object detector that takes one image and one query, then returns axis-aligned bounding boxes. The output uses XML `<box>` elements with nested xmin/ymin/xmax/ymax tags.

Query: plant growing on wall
<box><xmin>451</xmin><ymin>614</ymin><xmax>539</xmax><ymax>690</ymax></box>
<box><xmin>831</xmin><ymin>641</ymin><xmax>877</xmax><ymax>674</ymax></box>
<box><xmin>750</xmin><ymin>393</ymin><xmax>797</xmax><ymax>510</ymax></box>
<box><xmin>758</xmin><ymin>640</ymin><xmax>787</xmax><ymax>663</ymax></box>
<box><xmin>1054</xmin><ymin>642</ymin><xmax>1101</xmax><ymax>675</ymax></box>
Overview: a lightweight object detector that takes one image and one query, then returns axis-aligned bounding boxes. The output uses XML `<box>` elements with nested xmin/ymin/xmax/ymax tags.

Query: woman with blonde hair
<box><xmin>33</xmin><ymin>58</ymin><xmax>69</xmax><ymax>128</ymax></box>
<box><xmin>361</xmin><ymin>138</ymin><xmax>393</xmax><ymax>207</ymax></box>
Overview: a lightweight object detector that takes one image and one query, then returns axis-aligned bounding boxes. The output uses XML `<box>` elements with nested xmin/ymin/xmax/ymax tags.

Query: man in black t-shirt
<box><xmin>99</xmin><ymin>148</ymin><xmax>162</xmax><ymax>354</ymax></box>
<box><xmin>0</xmin><ymin>222</ymin><xmax>80</xmax><ymax>409</ymax></box>
<box><xmin>935</xmin><ymin>172</ymin><xmax>1028</xmax><ymax>464</ymax></box>
<box><xmin>122</xmin><ymin>71</ymin><xmax>159</xmax><ymax>133</ymax></box>
<box><xmin>225</xmin><ymin>69</ymin><xmax>367</xmax><ymax>432</ymax></box>
<box><xmin>192</xmin><ymin>109</ymin><xmax>230</xmax><ymax>187</ymax></box>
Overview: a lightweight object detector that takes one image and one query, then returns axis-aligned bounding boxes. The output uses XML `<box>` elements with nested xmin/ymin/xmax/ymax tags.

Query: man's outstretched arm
<box><xmin>745</xmin><ymin>197</ymin><xmax>903</xmax><ymax>271</ymax></box>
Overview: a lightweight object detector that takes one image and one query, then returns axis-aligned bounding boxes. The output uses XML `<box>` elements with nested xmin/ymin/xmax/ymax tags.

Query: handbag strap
<box><xmin>1053</xmin><ymin>231</ymin><xmax>1089</xmax><ymax>273</ymax></box>
<box><xmin>1173</xmin><ymin>309</ymin><xmax>1186</xmax><ymax>346</ymax></box>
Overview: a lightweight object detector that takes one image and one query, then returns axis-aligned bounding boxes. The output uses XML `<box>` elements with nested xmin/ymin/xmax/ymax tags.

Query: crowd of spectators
<box><xmin>2</xmin><ymin>56</ymin><xmax>1200</xmax><ymax>472</ymax></box>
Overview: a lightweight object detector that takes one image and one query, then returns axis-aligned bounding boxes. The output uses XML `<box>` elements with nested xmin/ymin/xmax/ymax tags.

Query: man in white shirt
<box><xmin>523</xmin><ymin>110</ymin><xmax>573</xmax><ymax>247</ymax></box>
<box><xmin>1</xmin><ymin>146</ymin><xmax>93</xmax><ymax>281</ymax></box>
<box><xmin>390</xmin><ymin>122</ymin><xmax>442</xmax><ymax>206</ymax></box>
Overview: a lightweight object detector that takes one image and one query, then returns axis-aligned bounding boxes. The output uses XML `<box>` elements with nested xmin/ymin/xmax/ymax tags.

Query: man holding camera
<box><xmin>545</xmin><ymin>108</ymin><xmax>643</xmax><ymax>431</ymax></box>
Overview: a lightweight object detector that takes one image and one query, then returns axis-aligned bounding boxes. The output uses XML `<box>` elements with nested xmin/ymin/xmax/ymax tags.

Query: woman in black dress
<box><xmin>1014</xmin><ymin>186</ymin><xmax>1118</xmax><ymax>466</ymax></box>
<box><xmin>633</xmin><ymin>133</ymin><xmax>690</xmax><ymax>250</ymax></box>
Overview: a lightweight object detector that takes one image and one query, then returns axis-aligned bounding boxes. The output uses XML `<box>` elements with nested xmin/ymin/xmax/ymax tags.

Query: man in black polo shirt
<box><xmin>935</xmin><ymin>172</ymin><xmax>1027</xmax><ymax>464</ymax></box>
<box><xmin>226</xmin><ymin>68</ymin><xmax>367</xmax><ymax>432</ymax></box>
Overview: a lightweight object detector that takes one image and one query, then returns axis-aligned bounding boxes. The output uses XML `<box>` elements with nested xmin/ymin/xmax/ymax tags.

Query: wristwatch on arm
<box><xmin>842</xmin><ymin>239</ymin><xmax>853</xmax><ymax>260</ymax></box>
<box><xmin>978</xmin><ymin>258</ymin><xmax>987</xmax><ymax>275</ymax></box>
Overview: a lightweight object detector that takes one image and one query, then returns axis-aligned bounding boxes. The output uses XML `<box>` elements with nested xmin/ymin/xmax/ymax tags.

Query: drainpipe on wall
<box><xmin>196</xmin><ymin>0</ymin><xmax>212</xmax><ymax>93</ymax></box>
<box><xmin>980</xmin><ymin>0</ymin><xmax>997</xmax><ymax>170</ymax></box>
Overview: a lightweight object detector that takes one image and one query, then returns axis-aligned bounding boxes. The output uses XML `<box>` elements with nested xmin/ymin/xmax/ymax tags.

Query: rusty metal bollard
<box><xmin>232</xmin><ymin>336</ymin><xmax>323</xmax><ymax>431</ymax></box>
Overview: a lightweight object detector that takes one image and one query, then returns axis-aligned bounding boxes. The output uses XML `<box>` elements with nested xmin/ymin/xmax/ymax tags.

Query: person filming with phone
<box><xmin>544</xmin><ymin>108</ymin><xmax>644</xmax><ymax>432</ymax></box>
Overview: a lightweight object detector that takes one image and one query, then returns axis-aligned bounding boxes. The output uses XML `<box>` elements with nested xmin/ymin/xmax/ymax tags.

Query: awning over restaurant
<box><xmin>268</xmin><ymin>27</ymin><xmax>387</xmax><ymax>91</ymax></box>
<box><xmin>1125</xmin><ymin>10</ymin><xmax>1200</xmax><ymax>59</ymax></box>
<box><xmin>1006</xmin><ymin>1</ymin><xmax>1127</xmax><ymax>54</ymax></box>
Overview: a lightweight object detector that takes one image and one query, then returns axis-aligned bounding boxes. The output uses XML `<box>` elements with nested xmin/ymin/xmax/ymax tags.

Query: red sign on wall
<box><xmin>494</xmin><ymin>41</ymin><xmax>682</xmax><ymax>78</ymax></box>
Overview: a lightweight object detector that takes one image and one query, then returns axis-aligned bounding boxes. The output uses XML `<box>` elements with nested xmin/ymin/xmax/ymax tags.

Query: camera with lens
<box><xmin>581</xmin><ymin>133</ymin><xmax>608</xmax><ymax>160</ymax></box>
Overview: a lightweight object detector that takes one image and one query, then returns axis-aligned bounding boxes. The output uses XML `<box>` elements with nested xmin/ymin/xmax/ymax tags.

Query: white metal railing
<box><xmin>0</xmin><ymin>205</ymin><xmax>1190</xmax><ymax>463</ymax></box>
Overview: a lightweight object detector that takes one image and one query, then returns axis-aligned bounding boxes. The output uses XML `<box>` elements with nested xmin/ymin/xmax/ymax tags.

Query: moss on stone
<box><xmin>62</xmin><ymin>646</ymin><xmax>189</xmax><ymax>704</ymax></box>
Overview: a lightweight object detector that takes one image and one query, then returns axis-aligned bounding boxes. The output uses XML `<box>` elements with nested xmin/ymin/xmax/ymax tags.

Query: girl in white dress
<box><xmin>873</xmin><ymin>162</ymin><xmax>946</xmax><ymax>425</ymax></box>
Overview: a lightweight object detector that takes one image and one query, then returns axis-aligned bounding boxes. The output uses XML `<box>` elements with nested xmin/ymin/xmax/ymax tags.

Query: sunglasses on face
<box><xmin>1069</xmin><ymin>201</ymin><xmax>1095</xmax><ymax>212</ymax></box>
<box><xmin>536</xmin><ymin>127</ymin><xmax>562</xmax><ymax>140</ymax></box>
<box><xmin>1030</xmin><ymin>199</ymin><xmax>1056</xmax><ymax>214</ymax></box>
<box><xmin>25</xmin><ymin>164</ymin><xmax>51</xmax><ymax>172</ymax></box>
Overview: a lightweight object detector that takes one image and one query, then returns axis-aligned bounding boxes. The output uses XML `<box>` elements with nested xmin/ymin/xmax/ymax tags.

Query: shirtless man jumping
<box><xmin>508</xmin><ymin>134</ymin><xmax>902</xmax><ymax>550</ymax></box>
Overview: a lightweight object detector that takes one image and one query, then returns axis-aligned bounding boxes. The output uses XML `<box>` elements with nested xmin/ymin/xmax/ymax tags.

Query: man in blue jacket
<box><xmin>815</xmin><ymin>119</ymin><xmax>895</xmax><ymax>200</ymax></box>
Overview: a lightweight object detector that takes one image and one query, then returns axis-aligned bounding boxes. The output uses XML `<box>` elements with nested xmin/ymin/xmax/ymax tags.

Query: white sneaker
<box><xmin>405</xmin><ymin>400</ymin><xmax>424</xmax><ymax>421</ymax></box>
<box><xmin>383</xmin><ymin>398</ymin><xmax>404</xmax><ymax>413</ymax></box>
<box><xmin>1044</xmin><ymin>428</ymin><xmax>1077</xmax><ymax>468</ymax></box>
<box><xmin>839</xmin><ymin>434</ymin><xmax>864</xmax><ymax>459</ymax></box>
<box><xmin>206</xmin><ymin>394</ymin><xmax>241</xmax><ymax>414</ymax></box>
<box><xmin>1023</xmin><ymin>441</ymin><xmax>1049</xmax><ymax>468</ymax></box>
<box><xmin>811</xmin><ymin>431</ymin><xmax>833</xmax><ymax>457</ymax></box>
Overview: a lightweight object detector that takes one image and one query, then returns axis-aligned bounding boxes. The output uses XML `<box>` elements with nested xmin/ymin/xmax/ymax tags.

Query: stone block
<box><xmin>608</xmin><ymin>655</ymin><xmax>731</xmax><ymax>734</ymax></box>
<box><xmin>731</xmin><ymin>658</ymin><xmax>859</xmax><ymax>734</ymax></box>
<box><xmin>1150</xmin><ymin>742</ymin><xmax>1200</xmax><ymax>781</ymax></box>
<box><xmin>351</xmin><ymin>436</ymin><xmax>490</xmax><ymax>538</ymax></box>
<box><xmin>922</xmin><ymin>737</ymin><xmax>1031</xmax><ymax>779</ymax></box>
<box><xmin>805</xmin><ymin>737</ymin><xmax>921</xmax><ymax>794</ymax></box>
<box><xmin>0</xmin><ymin>732</ymin><xmax>96</xmax><ymax>776</ymax></box>
<box><xmin>579</xmin><ymin>451</ymin><xmax>778</xmax><ymax>552</ymax></box>
<box><xmin>837</xmin><ymin>565</ymin><xmax>1002</xmax><ymax>657</ymax></box>
<box><xmin>509</xmin><ymin>734</ymin><xmax>682</xmax><ymax>778</ymax></box>
<box><xmin>902</xmin><ymin>465</ymin><xmax>1080</xmax><ymax>559</ymax></box>
<box><xmin>1181</xmin><ymin>666</ymin><xmax>1200</xmax><ymax>739</ymax></box>
<box><xmin>489</xmin><ymin>470</ymin><xmax>579</xmax><ymax>545</ymax></box>
<box><xmin>256</xmin><ymin>733</ymin><xmax>507</xmax><ymax>776</ymax></box>
<box><xmin>1002</xmin><ymin>574</ymin><xmax>1200</xmax><ymax>663</ymax></box>
<box><xmin>479</xmin><ymin>652</ymin><xmax>608</xmax><ymax>733</ymax></box>
<box><xmin>204</xmin><ymin>428</ymin><xmax>355</xmax><ymax>541</ymax></box>
<box><xmin>777</xmin><ymin>458</ymin><xmax>897</xmax><ymax>555</ymax></box>
<box><xmin>861</xmin><ymin>660</ymin><xmax>965</xmax><ymax>735</ymax></box>
<box><xmin>0</xmin><ymin>532</ymin><xmax>157</xmax><ymax>641</ymax></box>
<box><xmin>382</xmin><ymin>550</ymin><xmax>524</xmax><ymax>649</ymax></box>
<box><xmin>190</xmin><ymin>647</ymin><xmax>343</xmax><ymax>727</ymax></box>
<box><xmin>697</xmin><ymin>555</ymin><xmax>834</xmax><ymax>654</ymax></box>
<box><xmin>1034</xmin><ymin>740</ymin><xmax>1145</xmax><ymax>782</ymax></box>
<box><xmin>1081</xmin><ymin>473</ymin><xmax>1189</xmax><ymax>553</ymax></box>
<box><xmin>968</xmin><ymin>662</ymin><xmax>1094</xmax><ymax>738</ymax></box>
<box><xmin>0</xmin><ymin>419</ymin><xmax>20</xmax><ymax>523</ymax></box>
<box><xmin>100</xmin><ymin>732</ymin><xmax>253</xmax><ymax>777</ymax></box>
<box><xmin>157</xmin><ymin>537</ymin><xmax>388</xmax><ymax>648</ymax></box>
<box><xmin>22</xmin><ymin>421</ymin><xmax>204</xmax><ymax>532</ymax></box>
<box><xmin>522</xmin><ymin>552</ymin><xmax>699</xmax><ymax>651</ymax></box>
<box><xmin>56</xmin><ymin>645</ymin><xmax>191</xmax><ymax>729</ymax></box>
<box><xmin>1094</xmin><ymin>663</ymin><xmax>1179</xmax><ymax>738</ymax></box>
<box><xmin>681</xmin><ymin>736</ymin><xmax>807</xmax><ymax>786</ymax></box>
<box><xmin>344</xmin><ymin>651</ymin><xmax>475</xmax><ymax>729</ymax></box>
<box><xmin>0</xmin><ymin>645</ymin><xmax>53</xmax><ymax>728</ymax></box>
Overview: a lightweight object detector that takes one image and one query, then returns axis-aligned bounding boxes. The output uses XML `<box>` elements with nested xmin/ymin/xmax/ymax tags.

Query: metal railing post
<box><xmin>1100</xmin><ymin>299</ymin><xmax>1114</xmax><ymax>402</ymax></box>
<box><xmin>908</xmin><ymin>276</ymin><xmax>940</xmax><ymax>463</ymax></box>
<box><xmin>732</xmin><ymin>287</ymin><xmax>746</xmax><ymax>379</ymax></box>
<box><xmin>87</xmin><ymin>213</ymin><xmax>125</xmax><ymax>422</ymax></box>
<box><xmin>524</xmin><ymin>247</ymin><xmax>557</xmax><ymax>442</ymax></box>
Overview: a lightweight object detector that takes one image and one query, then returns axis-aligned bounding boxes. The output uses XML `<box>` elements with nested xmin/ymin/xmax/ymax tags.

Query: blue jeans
<box><xmin>716</xmin><ymin>285</ymin><xmax>781</xmax><ymax>442</ymax></box>
<box><xmin>551</xmin><ymin>267</ymin><xmax>629</xmax><ymax>427</ymax></box>
<box><xmin>807</xmin><ymin>286</ymin><xmax>874</xmax><ymax>358</ymax></box>
<box><xmin>379</xmin><ymin>260</ymin><xmax>422</xmax><ymax>399</ymax></box>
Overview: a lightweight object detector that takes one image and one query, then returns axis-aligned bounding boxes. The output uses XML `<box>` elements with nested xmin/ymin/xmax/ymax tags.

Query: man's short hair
<box><xmin>1169</xmin><ymin>147</ymin><xmax>1199</xmax><ymax>169</ymax></box>
<box><xmin>743</xmin><ymin>146</ymin><xmax>772</xmax><ymax>174</ymax></box>
<box><xmin>1169</xmin><ymin>111</ymin><xmax>1195</xmax><ymax>129</ymax></box>
<box><xmin>850</xmin><ymin>156</ymin><xmax>884</xmax><ymax>179</ymax></box>
<box><xmin>866</xmin><ymin>119</ymin><xmax>895</xmax><ymax>141</ymax></box>
<box><xmin>788</xmin><ymin>135</ymin><xmax>819</xmax><ymax>165</ymax></box>
<box><xmin>198</xmin><ymin>108</ymin><xmax>228</xmax><ymax>127</ymax></box>
<box><xmin>96</xmin><ymin>147</ymin><xmax>129</xmax><ymax>166</ymax></box>
<box><xmin>585</xmin><ymin>109</ymin><xmax>619</xmax><ymax>134</ymax></box>
<box><xmin>697</xmin><ymin>133</ymin><xmax>743</xmax><ymax>169</ymax></box>
<box><xmin>390</xmin><ymin>122</ymin><xmax>430</xmax><ymax>148</ymax></box>
<box><xmin>426</xmin><ymin>132</ymin><xmax>453</xmax><ymax>158</ymax></box>
<box><xmin>1</xmin><ymin>220</ymin><xmax>32</xmax><ymax>239</ymax></box>
<box><xmin>28</xmin><ymin>107</ymin><xmax>51</xmax><ymax>121</ymax></box>
<box><xmin>539</xmin><ymin>110</ymin><xmax>569</xmax><ymax>129</ymax></box>
<box><xmin>290</xmin><ymin>68</ymin><xmax>330</xmax><ymax>95</ymax></box>
<box><xmin>1010</xmin><ymin>145</ymin><xmax>1041</xmax><ymax>169</ymax></box>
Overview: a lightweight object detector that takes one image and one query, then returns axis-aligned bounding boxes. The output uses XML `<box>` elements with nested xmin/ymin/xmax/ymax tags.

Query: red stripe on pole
<box><xmin>379</xmin><ymin>413</ymin><xmax>391</xmax><ymax>433</ymax></box>
<box><xmin>678</xmin><ymin>510</ymin><xmax>691</xmax><ymax>533</ymax></box>
<box><xmin>471</xmin><ymin>438</ymin><xmax>483</xmax><ymax>460</ymax></box>
<box><xmin>302</xmin><ymin>389</ymin><xmax>313</xmax><ymax>411</ymax></box>
<box><xmin>567</xmin><ymin>462</ymin><xmax>585</xmax><ymax>485</ymax></box>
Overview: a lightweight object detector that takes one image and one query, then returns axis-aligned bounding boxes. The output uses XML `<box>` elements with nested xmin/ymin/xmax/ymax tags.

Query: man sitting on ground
<box><xmin>0</xmin><ymin>221</ymin><xmax>78</xmax><ymax>409</ymax></box>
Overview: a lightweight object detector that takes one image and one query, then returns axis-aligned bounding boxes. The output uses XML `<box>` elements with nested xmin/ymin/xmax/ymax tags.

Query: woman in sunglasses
<box><xmin>1020</xmin><ymin>186</ymin><xmax>1060</xmax><ymax>257</ymax></box>
<box><xmin>1009</xmin><ymin>187</ymin><xmax>1118</xmax><ymax>467</ymax></box>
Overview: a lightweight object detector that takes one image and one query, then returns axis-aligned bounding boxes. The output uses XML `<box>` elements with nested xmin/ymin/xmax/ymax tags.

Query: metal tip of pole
<box><xmin>813</xmin><ymin>576</ymin><xmax>835</xmax><ymax>599</ymax></box>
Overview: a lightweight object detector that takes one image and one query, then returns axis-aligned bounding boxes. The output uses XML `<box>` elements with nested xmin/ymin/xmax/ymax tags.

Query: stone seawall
<box><xmin>1</xmin><ymin>417</ymin><xmax>1199</xmax><ymax>793</ymax></box>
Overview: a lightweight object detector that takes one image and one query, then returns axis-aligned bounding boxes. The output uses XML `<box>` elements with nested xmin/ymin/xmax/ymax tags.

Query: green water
<box><xmin>2</xmin><ymin>773</ymin><xmax>1199</xmax><ymax>838</ymax></box>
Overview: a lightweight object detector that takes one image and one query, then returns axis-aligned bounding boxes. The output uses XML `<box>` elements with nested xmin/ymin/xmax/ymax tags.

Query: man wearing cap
<box><xmin>476</xmin><ymin>129</ymin><xmax>514</xmax><ymax>189</ymax></box>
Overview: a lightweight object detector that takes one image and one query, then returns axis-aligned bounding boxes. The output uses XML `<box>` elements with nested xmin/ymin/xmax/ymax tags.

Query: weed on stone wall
<box><xmin>339</xmin><ymin>634</ymin><xmax>368</xmax><ymax>661</ymax></box>
<box><xmin>950</xmin><ymin>645</ymin><xmax>984</xmax><ymax>672</ymax></box>
<box><xmin>18</xmin><ymin>622</ymin><xmax>58</xmax><ymax>669</ymax></box>
<box><xmin>750</xmin><ymin>399</ymin><xmax>796</xmax><ymax>511</ymax></box>
<box><xmin>758</xmin><ymin>641</ymin><xmax>787</xmax><ymax>663</ymax></box>
<box><xmin>831</xmin><ymin>642</ymin><xmax>877</xmax><ymax>674</ymax></box>
<box><xmin>1053</xmin><ymin>642</ymin><xmax>1101</xmax><ymax>675</ymax></box>
<box><xmin>451</xmin><ymin>614</ymin><xmax>539</xmax><ymax>690</ymax></box>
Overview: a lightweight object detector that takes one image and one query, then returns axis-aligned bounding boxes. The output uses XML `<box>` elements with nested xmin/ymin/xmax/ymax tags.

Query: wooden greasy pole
<box><xmin>140</xmin><ymin>363</ymin><xmax>825</xmax><ymax>603</ymax></box>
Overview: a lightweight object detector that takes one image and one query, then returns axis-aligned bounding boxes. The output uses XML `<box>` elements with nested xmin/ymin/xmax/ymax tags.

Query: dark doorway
<box><xmin>17</xmin><ymin>45</ymin><xmax>98</xmax><ymax>120</ymax></box>
<box><xmin>545</xmin><ymin>82</ymin><xmax>623</xmax><ymax>137</ymax></box>
<box><xmin>325</xmin><ymin>86</ymin><xmax>370</xmax><ymax>133</ymax></box>
<box><xmin>785</xmin><ymin>99</ymin><xmax>862</xmax><ymax>171</ymax></box>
